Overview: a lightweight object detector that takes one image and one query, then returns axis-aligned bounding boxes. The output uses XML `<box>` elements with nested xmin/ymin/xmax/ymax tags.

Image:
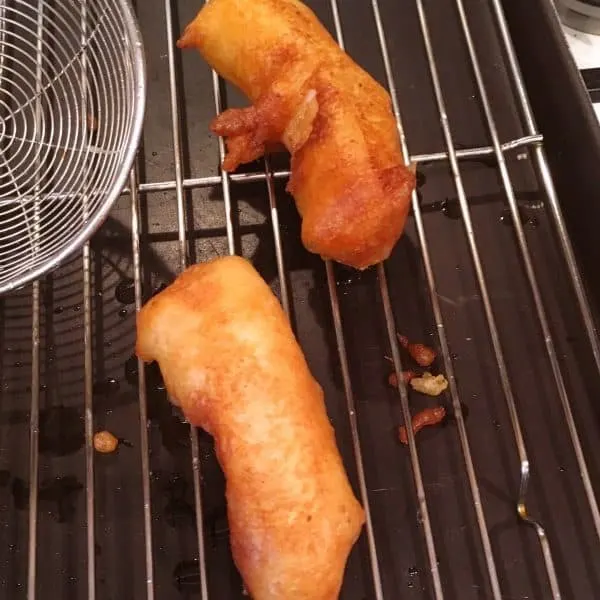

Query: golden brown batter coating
<box><xmin>136</xmin><ymin>256</ymin><xmax>365</xmax><ymax>600</ymax></box>
<box><xmin>177</xmin><ymin>0</ymin><xmax>416</xmax><ymax>269</ymax></box>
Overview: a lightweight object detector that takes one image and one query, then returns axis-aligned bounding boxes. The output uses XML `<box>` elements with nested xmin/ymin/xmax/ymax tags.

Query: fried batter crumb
<box><xmin>409</xmin><ymin>372</ymin><xmax>448</xmax><ymax>397</ymax></box>
<box><xmin>93</xmin><ymin>430</ymin><xmax>119</xmax><ymax>454</ymax></box>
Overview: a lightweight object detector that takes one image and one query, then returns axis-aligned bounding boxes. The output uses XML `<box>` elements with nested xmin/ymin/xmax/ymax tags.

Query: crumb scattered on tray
<box><xmin>398</xmin><ymin>406</ymin><xmax>447</xmax><ymax>445</ymax></box>
<box><xmin>397</xmin><ymin>333</ymin><xmax>436</xmax><ymax>367</ymax></box>
<box><xmin>93</xmin><ymin>430</ymin><xmax>119</xmax><ymax>454</ymax></box>
<box><xmin>409</xmin><ymin>372</ymin><xmax>449</xmax><ymax>397</ymax></box>
<box><xmin>388</xmin><ymin>370</ymin><xmax>417</xmax><ymax>387</ymax></box>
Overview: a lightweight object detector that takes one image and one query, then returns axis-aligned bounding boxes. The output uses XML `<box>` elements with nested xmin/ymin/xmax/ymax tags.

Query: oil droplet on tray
<box><xmin>500</xmin><ymin>207</ymin><xmax>539</xmax><ymax>228</ymax></box>
<box><xmin>115</xmin><ymin>278</ymin><xmax>135</xmax><ymax>305</ymax></box>
<box><xmin>441</xmin><ymin>198</ymin><xmax>461</xmax><ymax>220</ymax></box>
<box><xmin>93</xmin><ymin>377</ymin><xmax>120</xmax><ymax>396</ymax></box>
<box><xmin>125</xmin><ymin>355</ymin><xmax>139</xmax><ymax>386</ymax></box>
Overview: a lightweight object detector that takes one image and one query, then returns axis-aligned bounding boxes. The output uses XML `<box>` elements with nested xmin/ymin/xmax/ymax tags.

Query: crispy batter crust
<box><xmin>136</xmin><ymin>256</ymin><xmax>365</xmax><ymax>600</ymax></box>
<box><xmin>177</xmin><ymin>0</ymin><xmax>416</xmax><ymax>269</ymax></box>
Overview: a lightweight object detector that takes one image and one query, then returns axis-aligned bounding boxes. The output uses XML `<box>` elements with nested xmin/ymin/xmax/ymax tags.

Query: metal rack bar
<box><xmin>164</xmin><ymin>1</ymin><xmax>209</xmax><ymax>597</ymax></box>
<box><xmin>166</xmin><ymin>4</ymin><xmax>189</xmax><ymax>273</ymax></box>
<box><xmin>130</xmin><ymin>162</ymin><xmax>155</xmax><ymax>600</ymax></box>
<box><xmin>303</xmin><ymin>4</ymin><xmax>384</xmax><ymax>597</ymax></box>
<box><xmin>457</xmin><ymin>0</ymin><xmax>593</xmax><ymax>595</ymax></box>
<box><xmin>489</xmin><ymin>0</ymin><xmax>600</xmax><ymax>542</ymax></box>
<box><xmin>206</xmin><ymin>49</ymin><xmax>236</xmax><ymax>255</ymax></box>
<box><xmin>27</xmin><ymin>2</ymin><xmax>45</xmax><ymax>597</ymax></box>
<box><xmin>27</xmin><ymin>289</ymin><xmax>41</xmax><ymax>600</ymax></box>
<box><xmin>263</xmin><ymin>156</ymin><xmax>291</xmax><ymax>317</ymax></box>
<box><xmin>82</xmin><ymin>249</ymin><xmax>96</xmax><ymax>600</ymax></box>
<box><xmin>325</xmin><ymin>1</ymin><xmax>445</xmax><ymax>596</ymax></box>
<box><xmin>0</xmin><ymin>2</ymin><xmax>6</xmax><ymax>87</ymax></box>
<box><xmin>0</xmin><ymin>133</ymin><xmax>544</xmax><ymax>207</ymax></box>
<box><xmin>325</xmin><ymin>259</ymin><xmax>386</xmax><ymax>600</ymax></box>
<box><xmin>378</xmin><ymin>266</ymin><xmax>446</xmax><ymax>598</ymax></box>
<box><xmin>80</xmin><ymin>1</ymin><xmax>96</xmax><ymax>598</ymax></box>
<box><xmin>412</xmin><ymin>0</ymin><xmax>561</xmax><ymax>597</ymax></box>
<box><xmin>127</xmin><ymin>134</ymin><xmax>542</xmax><ymax>194</ymax></box>
<box><xmin>369</xmin><ymin>0</ymin><xmax>507</xmax><ymax>597</ymax></box>
<box><xmin>489</xmin><ymin>2</ymin><xmax>600</xmax><ymax>377</ymax></box>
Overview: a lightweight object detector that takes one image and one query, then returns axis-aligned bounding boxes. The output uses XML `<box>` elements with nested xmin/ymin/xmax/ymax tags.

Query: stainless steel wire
<box><xmin>454</xmin><ymin>0</ymin><xmax>574</xmax><ymax>595</ymax></box>
<box><xmin>130</xmin><ymin>163</ymin><xmax>156</xmax><ymax>600</ymax></box>
<box><xmin>489</xmin><ymin>0</ymin><xmax>600</xmax><ymax>545</ymax></box>
<box><xmin>370</xmin><ymin>0</ymin><xmax>504</xmax><ymax>596</ymax></box>
<box><xmin>208</xmin><ymin>58</ymin><xmax>236</xmax><ymax>255</ymax></box>
<box><xmin>27</xmin><ymin>281</ymin><xmax>40</xmax><ymax>600</ymax></box>
<box><xmin>165</xmin><ymin>1</ymin><xmax>209</xmax><ymax>597</ymax></box>
<box><xmin>128</xmin><ymin>136</ymin><xmax>542</xmax><ymax>194</ymax></box>
<box><xmin>320</xmin><ymin>4</ymin><xmax>385</xmax><ymax>597</ymax></box>
<box><xmin>26</xmin><ymin>2</ymin><xmax>44</xmax><ymax>598</ymax></box>
<box><xmin>81</xmin><ymin>2</ymin><xmax>97</xmax><ymax>598</ymax></box>
<box><xmin>82</xmin><ymin>243</ymin><xmax>96</xmax><ymax>600</ymax></box>
<box><xmin>121</xmin><ymin>134</ymin><xmax>543</xmax><ymax>194</ymax></box>
<box><xmin>0</xmin><ymin>0</ymin><xmax>144</xmax><ymax>294</ymax></box>
<box><xmin>264</xmin><ymin>156</ymin><xmax>291</xmax><ymax>317</ymax></box>
<box><xmin>0</xmin><ymin>134</ymin><xmax>543</xmax><ymax>204</ymax></box>
<box><xmin>413</xmin><ymin>0</ymin><xmax>561</xmax><ymax>596</ymax></box>
<box><xmin>325</xmin><ymin>259</ymin><xmax>386</xmax><ymax>600</ymax></box>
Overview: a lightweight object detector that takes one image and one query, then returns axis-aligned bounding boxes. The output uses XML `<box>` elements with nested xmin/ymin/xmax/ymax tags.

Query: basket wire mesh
<box><xmin>0</xmin><ymin>0</ymin><xmax>145</xmax><ymax>294</ymax></box>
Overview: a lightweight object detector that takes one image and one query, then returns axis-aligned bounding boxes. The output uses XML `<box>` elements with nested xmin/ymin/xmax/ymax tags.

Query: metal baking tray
<box><xmin>2</xmin><ymin>0</ymin><xmax>600</xmax><ymax>599</ymax></box>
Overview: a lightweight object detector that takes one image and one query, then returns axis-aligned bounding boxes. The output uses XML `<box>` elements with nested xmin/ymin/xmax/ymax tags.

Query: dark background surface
<box><xmin>1</xmin><ymin>0</ymin><xmax>600</xmax><ymax>599</ymax></box>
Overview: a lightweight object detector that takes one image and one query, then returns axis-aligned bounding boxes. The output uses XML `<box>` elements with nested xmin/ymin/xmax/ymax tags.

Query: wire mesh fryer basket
<box><xmin>0</xmin><ymin>0</ymin><xmax>145</xmax><ymax>294</ymax></box>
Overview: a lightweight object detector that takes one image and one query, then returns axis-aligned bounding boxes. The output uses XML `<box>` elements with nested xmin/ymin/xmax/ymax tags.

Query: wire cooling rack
<box><xmin>0</xmin><ymin>0</ymin><xmax>145</xmax><ymax>294</ymax></box>
<box><xmin>4</xmin><ymin>0</ymin><xmax>600</xmax><ymax>599</ymax></box>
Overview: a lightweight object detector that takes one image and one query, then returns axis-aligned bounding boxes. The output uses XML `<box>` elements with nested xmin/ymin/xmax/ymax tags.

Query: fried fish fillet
<box><xmin>136</xmin><ymin>255</ymin><xmax>365</xmax><ymax>600</ymax></box>
<box><xmin>177</xmin><ymin>0</ymin><xmax>415</xmax><ymax>270</ymax></box>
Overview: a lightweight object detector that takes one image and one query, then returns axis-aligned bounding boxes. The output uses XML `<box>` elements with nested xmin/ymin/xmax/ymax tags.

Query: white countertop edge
<box><xmin>562</xmin><ymin>23</ymin><xmax>600</xmax><ymax>70</ymax></box>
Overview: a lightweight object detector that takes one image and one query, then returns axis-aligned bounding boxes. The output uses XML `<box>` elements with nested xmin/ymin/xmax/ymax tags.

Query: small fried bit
<box><xmin>409</xmin><ymin>372</ymin><xmax>449</xmax><ymax>397</ymax></box>
<box><xmin>387</xmin><ymin>370</ymin><xmax>417</xmax><ymax>388</ymax></box>
<box><xmin>93</xmin><ymin>430</ymin><xmax>119</xmax><ymax>454</ymax></box>
<box><xmin>408</xmin><ymin>343</ymin><xmax>436</xmax><ymax>367</ymax></box>
<box><xmin>397</xmin><ymin>333</ymin><xmax>437</xmax><ymax>367</ymax></box>
<box><xmin>398</xmin><ymin>406</ymin><xmax>447</xmax><ymax>444</ymax></box>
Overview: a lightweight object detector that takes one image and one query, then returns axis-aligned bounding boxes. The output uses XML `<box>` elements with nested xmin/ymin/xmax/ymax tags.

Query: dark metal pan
<box><xmin>1</xmin><ymin>0</ymin><xmax>600</xmax><ymax>599</ymax></box>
